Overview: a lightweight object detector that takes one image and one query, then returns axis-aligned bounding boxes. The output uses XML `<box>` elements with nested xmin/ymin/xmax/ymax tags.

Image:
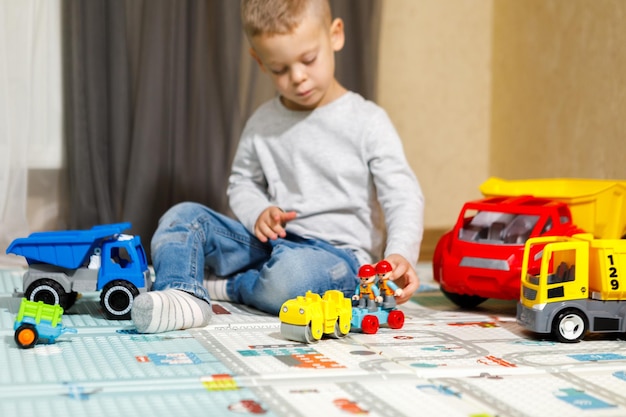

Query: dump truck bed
<box><xmin>480</xmin><ymin>177</ymin><xmax>626</xmax><ymax>239</ymax></box>
<box><xmin>6</xmin><ymin>223</ymin><xmax>131</xmax><ymax>269</ymax></box>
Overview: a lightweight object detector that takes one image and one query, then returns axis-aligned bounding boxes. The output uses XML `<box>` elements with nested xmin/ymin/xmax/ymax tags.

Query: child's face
<box><xmin>250</xmin><ymin>15</ymin><xmax>344</xmax><ymax>111</ymax></box>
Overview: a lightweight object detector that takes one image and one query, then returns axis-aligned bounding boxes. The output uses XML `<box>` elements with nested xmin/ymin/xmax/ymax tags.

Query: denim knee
<box><xmin>152</xmin><ymin>202</ymin><xmax>212</xmax><ymax>252</ymax></box>
<box><xmin>157</xmin><ymin>202</ymin><xmax>211</xmax><ymax>229</ymax></box>
<box><xmin>248</xmin><ymin>244</ymin><xmax>359</xmax><ymax>314</ymax></box>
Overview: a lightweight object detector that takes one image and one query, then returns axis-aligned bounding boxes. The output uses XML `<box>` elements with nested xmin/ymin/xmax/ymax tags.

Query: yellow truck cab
<box><xmin>518</xmin><ymin>233</ymin><xmax>626</xmax><ymax>342</ymax></box>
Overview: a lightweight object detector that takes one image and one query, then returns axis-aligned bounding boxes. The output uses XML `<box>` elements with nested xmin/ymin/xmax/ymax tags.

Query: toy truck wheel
<box><xmin>329</xmin><ymin>320</ymin><xmax>348</xmax><ymax>339</ymax></box>
<box><xmin>100</xmin><ymin>280</ymin><xmax>139</xmax><ymax>320</ymax></box>
<box><xmin>15</xmin><ymin>323</ymin><xmax>38</xmax><ymax>349</ymax></box>
<box><xmin>280</xmin><ymin>322</ymin><xmax>318</xmax><ymax>343</ymax></box>
<box><xmin>25</xmin><ymin>279</ymin><xmax>74</xmax><ymax>310</ymax></box>
<box><xmin>361</xmin><ymin>315</ymin><xmax>380</xmax><ymax>334</ymax></box>
<box><xmin>387</xmin><ymin>310</ymin><xmax>405</xmax><ymax>329</ymax></box>
<box><xmin>553</xmin><ymin>309</ymin><xmax>587</xmax><ymax>343</ymax></box>
<box><xmin>441</xmin><ymin>289</ymin><xmax>487</xmax><ymax>309</ymax></box>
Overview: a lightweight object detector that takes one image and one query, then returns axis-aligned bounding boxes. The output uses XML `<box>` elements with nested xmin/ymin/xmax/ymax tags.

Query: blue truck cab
<box><xmin>6</xmin><ymin>223</ymin><xmax>151</xmax><ymax>320</ymax></box>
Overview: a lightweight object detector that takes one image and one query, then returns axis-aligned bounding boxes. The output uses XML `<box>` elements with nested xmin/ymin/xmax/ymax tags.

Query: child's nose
<box><xmin>290</xmin><ymin>65</ymin><xmax>307</xmax><ymax>84</ymax></box>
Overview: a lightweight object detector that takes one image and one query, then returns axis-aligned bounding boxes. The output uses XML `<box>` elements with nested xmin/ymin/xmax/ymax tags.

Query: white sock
<box><xmin>131</xmin><ymin>289</ymin><xmax>212</xmax><ymax>334</ymax></box>
<box><xmin>203</xmin><ymin>277</ymin><xmax>231</xmax><ymax>301</ymax></box>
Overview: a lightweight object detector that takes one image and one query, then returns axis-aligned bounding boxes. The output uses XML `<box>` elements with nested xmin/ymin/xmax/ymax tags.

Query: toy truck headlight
<box><xmin>299</xmin><ymin>308</ymin><xmax>305</xmax><ymax>315</ymax></box>
<box><xmin>282</xmin><ymin>306</ymin><xmax>288</xmax><ymax>313</ymax></box>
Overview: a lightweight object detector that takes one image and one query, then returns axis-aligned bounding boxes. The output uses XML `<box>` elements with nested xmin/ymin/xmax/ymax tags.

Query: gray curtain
<box><xmin>63</xmin><ymin>0</ymin><xmax>382</xmax><ymax>261</ymax></box>
<box><xmin>332</xmin><ymin>0</ymin><xmax>381</xmax><ymax>101</ymax></box>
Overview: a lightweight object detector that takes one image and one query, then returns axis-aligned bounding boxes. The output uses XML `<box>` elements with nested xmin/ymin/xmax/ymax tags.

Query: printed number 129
<box><xmin>608</xmin><ymin>254</ymin><xmax>619</xmax><ymax>290</ymax></box>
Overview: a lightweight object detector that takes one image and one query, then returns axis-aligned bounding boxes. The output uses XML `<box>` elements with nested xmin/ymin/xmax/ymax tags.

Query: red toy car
<box><xmin>433</xmin><ymin>195</ymin><xmax>584</xmax><ymax>308</ymax></box>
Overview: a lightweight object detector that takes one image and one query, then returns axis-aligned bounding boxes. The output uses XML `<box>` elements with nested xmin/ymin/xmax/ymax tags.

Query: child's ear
<box><xmin>249</xmin><ymin>47</ymin><xmax>267</xmax><ymax>72</ymax></box>
<box><xmin>330</xmin><ymin>18</ymin><xmax>345</xmax><ymax>52</ymax></box>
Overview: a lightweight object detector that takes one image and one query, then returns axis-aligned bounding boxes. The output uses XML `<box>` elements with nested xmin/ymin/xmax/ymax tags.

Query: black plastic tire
<box><xmin>100</xmin><ymin>280</ymin><xmax>139</xmax><ymax>320</ymax></box>
<box><xmin>552</xmin><ymin>309</ymin><xmax>587</xmax><ymax>343</ymax></box>
<box><xmin>25</xmin><ymin>279</ymin><xmax>73</xmax><ymax>309</ymax></box>
<box><xmin>441</xmin><ymin>288</ymin><xmax>488</xmax><ymax>309</ymax></box>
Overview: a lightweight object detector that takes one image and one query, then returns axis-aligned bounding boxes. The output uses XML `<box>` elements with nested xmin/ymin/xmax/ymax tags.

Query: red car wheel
<box><xmin>361</xmin><ymin>315</ymin><xmax>380</xmax><ymax>334</ymax></box>
<box><xmin>387</xmin><ymin>310</ymin><xmax>405</xmax><ymax>329</ymax></box>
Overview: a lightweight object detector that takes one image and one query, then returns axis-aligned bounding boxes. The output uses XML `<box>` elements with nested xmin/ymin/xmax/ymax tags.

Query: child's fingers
<box><xmin>281</xmin><ymin>210</ymin><xmax>297</xmax><ymax>222</ymax></box>
<box><xmin>396</xmin><ymin>271</ymin><xmax>419</xmax><ymax>304</ymax></box>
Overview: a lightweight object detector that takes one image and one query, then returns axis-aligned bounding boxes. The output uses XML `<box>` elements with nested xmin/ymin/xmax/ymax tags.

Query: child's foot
<box><xmin>131</xmin><ymin>289</ymin><xmax>212</xmax><ymax>333</ymax></box>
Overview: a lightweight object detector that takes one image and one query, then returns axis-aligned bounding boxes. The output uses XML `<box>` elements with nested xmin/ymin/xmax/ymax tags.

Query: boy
<box><xmin>131</xmin><ymin>0</ymin><xmax>424</xmax><ymax>333</ymax></box>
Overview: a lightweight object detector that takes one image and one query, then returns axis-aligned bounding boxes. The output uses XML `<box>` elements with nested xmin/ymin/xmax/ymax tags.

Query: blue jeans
<box><xmin>151</xmin><ymin>202</ymin><xmax>361</xmax><ymax>315</ymax></box>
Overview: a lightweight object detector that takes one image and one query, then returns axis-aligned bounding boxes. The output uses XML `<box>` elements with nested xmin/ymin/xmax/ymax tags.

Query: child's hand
<box><xmin>254</xmin><ymin>206</ymin><xmax>297</xmax><ymax>242</ymax></box>
<box><xmin>377</xmin><ymin>254</ymin><xmax>420</xmax><ymax>304</ymax></box>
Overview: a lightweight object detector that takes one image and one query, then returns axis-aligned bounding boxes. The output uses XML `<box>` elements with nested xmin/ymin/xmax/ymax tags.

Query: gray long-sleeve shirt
<box><xmin>228</xmin><ymin>92</ymin><xmax>424</xmax><ymax>266</ymax></box>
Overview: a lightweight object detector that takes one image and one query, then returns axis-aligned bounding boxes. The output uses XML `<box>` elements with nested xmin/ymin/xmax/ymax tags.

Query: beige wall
<box><xmin>378</xmin><ymin>0</ymin><xmax>493</xmax><ymax>229</ymax></box>
<box><xmin>490</xmin><ymin>0</ymin><xmax>626</xmax><ymax>179</ymax></box>
<box><xmin>379</xmin><ymin>0</ymin><xmax>626</xmax><ymax>234</ymax></box>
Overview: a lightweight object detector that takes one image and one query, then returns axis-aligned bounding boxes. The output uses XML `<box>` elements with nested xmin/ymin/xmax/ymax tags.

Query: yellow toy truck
<box><xmin>517</xmin><ymin>234</ymin><xmax>626</xmax><ymax>342</ymax></box>
<box><xmin>279</xmin><ymin>290</ymin><xmax>352</xmax><ymax>343</ymax></box>
<box><xmin>481</xmin><ymin>177</ymin><xmax>626</xmax><ymax>239</ymax></box>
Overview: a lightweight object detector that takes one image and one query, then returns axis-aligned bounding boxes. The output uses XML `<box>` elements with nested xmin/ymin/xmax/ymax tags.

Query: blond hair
<box><xmin>241</xmin><ymin>0</ymin><xmax>332</xmax><ymax>38</ymax></box>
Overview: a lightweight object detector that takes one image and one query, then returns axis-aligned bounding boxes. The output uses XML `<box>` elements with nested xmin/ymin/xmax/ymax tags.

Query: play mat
<box><xmin>2</xmin><ymin>264</ymin><xmax>626</xmax><ymax>417</ymax></box>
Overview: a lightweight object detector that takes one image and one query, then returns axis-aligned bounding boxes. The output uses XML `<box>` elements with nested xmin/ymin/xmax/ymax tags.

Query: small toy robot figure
<box><xmin>352</xmin><ymin>264</ymin><xmax>382</xmax><ymax>312</ymax></box>
<box><xmin>376</xmin><ymin>260</ymin><xmax>403</xmax><ymax>309</ymax></box>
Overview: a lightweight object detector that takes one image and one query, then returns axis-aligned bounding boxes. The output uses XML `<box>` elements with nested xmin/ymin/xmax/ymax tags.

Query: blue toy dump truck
<box><xmin>6</xmin><ymin>223</ymin><xmax>151</xmax><ymax>320</ymax></box>
<box><xmin>14</xmin><ymin>298</ymin><xmax>77</xmax><ymax>348</ymax></box>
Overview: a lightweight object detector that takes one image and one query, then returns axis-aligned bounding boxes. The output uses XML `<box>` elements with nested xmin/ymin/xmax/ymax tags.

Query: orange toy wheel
<box><xmin>15</xmin><ymin>324</ymin><xmax>38</xmax><ymax>349</ymax></box>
